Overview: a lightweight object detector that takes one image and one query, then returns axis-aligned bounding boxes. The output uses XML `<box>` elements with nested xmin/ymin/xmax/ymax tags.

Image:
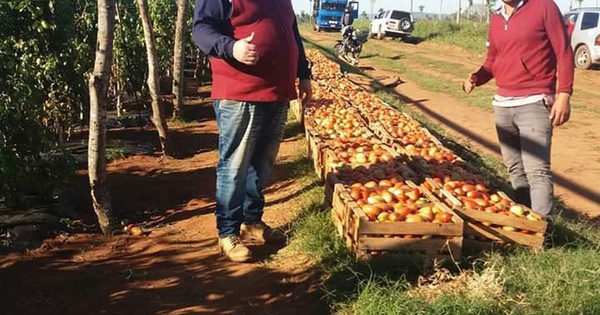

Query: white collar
<box><xmin>499</xmin><ymin>0</ymin><xmax>525</xmax><ymax>20</ymax></box>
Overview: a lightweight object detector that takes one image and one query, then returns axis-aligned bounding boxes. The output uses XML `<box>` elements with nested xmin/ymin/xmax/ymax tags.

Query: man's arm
<box><xmin>292</xmin><ymin>17</ymin><xmax>311</xmax><ymax>80</ymax></box>
<box><xmin>464</xmin><ymin>26</ymin><xmax>496</xmax><ymax>93</ymax></box>
<box><xmin>292</xmin><ymin>18</ymin><xmax>312</xmax><ymax>107</ymax></box>
<box><xmin>473</xmin><ymin>28</ymin><xmax>497</xmax><ymax>87</ymax></box>
<box><xmin>192</xmin><ymin>0</ymin><xmax>235</xmax><ymax>59</ymax></box>
<box><xmin>544</xmin><ymin>0</ymin><xmax>574</xmax><ymax>126</ymax></box>
<box><xmin>544</xmin><ymin>0</ymin><xmax>574</xmax><ymax>95</ymax></box>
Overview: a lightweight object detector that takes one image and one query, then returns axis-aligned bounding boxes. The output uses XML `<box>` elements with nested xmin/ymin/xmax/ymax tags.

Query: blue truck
<box><xmin>312</xmin><ymin>0</ymin><xmax>359</xmax><ymax>32</ymax></box>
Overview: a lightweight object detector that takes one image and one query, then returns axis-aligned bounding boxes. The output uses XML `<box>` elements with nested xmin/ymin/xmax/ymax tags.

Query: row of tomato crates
<box><xmin>303</xmin><ymin>80</ymin><xmax>546</xmax><ymax>259</ymax></box>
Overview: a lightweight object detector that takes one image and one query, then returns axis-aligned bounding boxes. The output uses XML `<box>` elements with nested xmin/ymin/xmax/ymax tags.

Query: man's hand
<box><xmin>550</xmin><ymin>93</ymin><xmax>571</xmax><ymax>127</ymax></box>
<box><xmin>233</xmin><ymin>32</ymin><xmax>258</xmax><ymax>65</ymax></box>
<box><xmin>298</xmin><ymin>79</ymin><xmax>312</xmax><ymax>108</ymax></box>
<box><xmin>462</xmin><ymin>73</ymin><xmax>478</xmax><ymax>94</ymax></box>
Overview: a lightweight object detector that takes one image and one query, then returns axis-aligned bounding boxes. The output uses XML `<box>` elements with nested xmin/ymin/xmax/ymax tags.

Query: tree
<box><xmin>1</xmin><ymin>0</ymin><xmax>94</xmax><ymax>203</ymax></box>
<box><xmin>171</xmin><ymin>0</ymin><xmax>188</xmax><ymax>120</ymax></box>
<box><xmin>360</xmin><ymin>11</ymin><xmax>369</xmax><ymax>19</ymax></box>
<box><xmin>88</xmin><ymin>0</ymin><xmax>117</xmax><ymax>234</ymax></box>
<box><xmin>136</xmin><ymin>0</ymin><xmax>171</xmax><ymax>156</ymax></box>
<box><xmin>419</xmin><ymin>5</ymin><xmax>425</xmax><ymax>13</ymax></box>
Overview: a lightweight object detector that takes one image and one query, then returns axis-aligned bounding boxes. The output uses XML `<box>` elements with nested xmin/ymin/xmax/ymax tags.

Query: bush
<box><xmin>0</xmin><ymin>0</ymin><xmax>92</xmax><ymax>204</ymax></box>
<box><xmin>413</xmin><ymin>20</ymin><xmax>488</xmax><ymax>53</ymax></box>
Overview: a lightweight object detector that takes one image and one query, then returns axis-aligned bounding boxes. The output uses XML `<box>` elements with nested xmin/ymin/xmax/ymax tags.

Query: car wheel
<box><xmin>575</xmin><ymin>45</ymin><xmax>592</xmax><ymax>70</ymax></box>
<box><xmin>376</xmin><ymin>26</ymin><xmax>384</xmax><ymax>40</ymax></box>
<box><xmin>399</xmin><ymin>18</ymin><xmax>413</xmax><ymax>32</ymax></box>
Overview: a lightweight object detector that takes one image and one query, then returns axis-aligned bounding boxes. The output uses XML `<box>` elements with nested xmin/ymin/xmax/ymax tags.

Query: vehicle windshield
<box><xmin>390</xmin><ymin>11</ymin><xmax>410</xmax><ymax>20</ymax></box>
<box><xmin>321</xmin><ymin>3</ymin><xmax>346</xmax><ymax>11</ymax></box>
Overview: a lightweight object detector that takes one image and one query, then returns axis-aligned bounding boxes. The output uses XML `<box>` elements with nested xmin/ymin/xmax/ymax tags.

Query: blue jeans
<box><xmin>494</xmin><ymin>101</ymin><xmax>554</xmax><ymax>217</ymax></box>
<box><xmin>213</xmin><ymin>99</ymin><xmax>289</xmax><ymax>238</ymax></box>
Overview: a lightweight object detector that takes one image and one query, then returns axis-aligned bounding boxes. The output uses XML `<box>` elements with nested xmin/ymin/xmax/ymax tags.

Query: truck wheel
<box><xmin>376</xmin><ymin>26</ymin><xmax>384</xmax><ymax>40</ymax></box>
<box><xmin>575</xmin><ymin>45</ymin><xmax>592</xmax><ymax>70</ymax></box>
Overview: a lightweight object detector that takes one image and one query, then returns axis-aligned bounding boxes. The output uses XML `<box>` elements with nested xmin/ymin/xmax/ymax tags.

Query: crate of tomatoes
<box><xmin>325</xmin><ymin>150</ymin><xmax>420</xmax><ymax>205</ymax></box>
<box><xmin>331</xmin><ymin>180</ymin><xmax>463</xmax><ymax>261</ymax></box>
<box><xmin>423</xmin><ymin>178</ymin><xmax>547</xmax><ymax>250</ymax></box>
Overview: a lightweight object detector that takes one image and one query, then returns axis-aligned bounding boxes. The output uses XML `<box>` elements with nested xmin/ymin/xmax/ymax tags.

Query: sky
<box><xmin>291</xmin><ymin>0</ymin><xmax>600</xmax><ymax>16</ymax></box>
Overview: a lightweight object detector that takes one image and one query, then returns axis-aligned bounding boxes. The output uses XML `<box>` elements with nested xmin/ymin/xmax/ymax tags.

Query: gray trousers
<box><xmin>494</xmin><ymin>101</ymin><xmax>554</xmax><ymax>217</ymax></box>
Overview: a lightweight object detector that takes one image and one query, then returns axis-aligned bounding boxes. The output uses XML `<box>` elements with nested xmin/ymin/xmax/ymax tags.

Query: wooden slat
<box><xmin>357</xmin><ymin>221</ymin><xmax>463</xmax><ymax>236</ymax></box>
<box><xmin>455</xmin><ymin>207</ymin><xmax>547</xmax><ymax>233</ymax></box>
<box><xmin>358</xmin><ymin>237</ymin><xmax>461</xmax><ymax>254</ymax></box>
<box><xmin>491</xmin><ymin>228</ymin><xmax>543</xmax><ymax>249</ymax></box>
<box><xmin>464</xmin><ymin>222</ymin><xmax>503</xmax><ymax>241</ymax></box>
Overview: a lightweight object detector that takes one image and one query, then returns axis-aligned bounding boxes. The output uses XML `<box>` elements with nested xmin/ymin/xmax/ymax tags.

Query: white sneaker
<box><xmin>218</xmin><ymin>236</ymin><xmax>252</xmax><ymax>262</ymax></box>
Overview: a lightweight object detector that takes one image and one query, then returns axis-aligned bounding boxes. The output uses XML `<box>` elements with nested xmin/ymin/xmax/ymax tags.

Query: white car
<box><xmin>370</xmin><ymin>10</ymin><xmax>414</xmax><ymax>40</ymax></box>
<box><xmin>564</xmin><ymin>8</ymin><xmax>600</xmax><ymax>69</ymax></box>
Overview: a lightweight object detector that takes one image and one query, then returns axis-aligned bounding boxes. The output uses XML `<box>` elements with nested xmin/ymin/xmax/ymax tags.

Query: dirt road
<box><xmin>0</xmin><ymin>100</ymin><xmax>325</xmax><ymax>315</ymax></box>
<box><xmin>302</xmin><ymin>30</ymin><xmax>599</xmax><ymax>218</ymax></box>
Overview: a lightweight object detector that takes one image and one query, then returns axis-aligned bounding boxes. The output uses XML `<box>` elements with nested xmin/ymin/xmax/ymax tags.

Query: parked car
<box><xmin>564</xmin><ymin>8</ymin><xmax>600</xmax><ymax>69</ymax></box>
<box><xmin>369</xmin><ymin>10</ymin><xmax>414</xmax><ymax>40</ymax></box>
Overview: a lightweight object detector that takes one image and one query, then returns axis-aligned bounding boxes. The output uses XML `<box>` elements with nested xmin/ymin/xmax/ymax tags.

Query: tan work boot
<box><xmin>240</xmin><ymin>221</ymin><xmax>285</xmax><ymax>244</ymax></box>
<box><xmin>218</xmin><ymin>236</ymin><xmax>252</xmax><ymax>262</ymax></box>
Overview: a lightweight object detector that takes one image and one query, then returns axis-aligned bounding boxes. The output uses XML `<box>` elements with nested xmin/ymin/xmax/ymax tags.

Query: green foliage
<box><xmin>0</xmin><ymin>0</ymin><xmax>92</xmax><ymax>203</ymax></box>
<box><xmin>114</xmin><ymin>0</ymin><xmax>147</xmax><ymax>97</ymax></box>
<box><xmin>352</xmin><ymin>19</ymin><xmax>371</xmax><ymax>33</ymax></box>
<box><xmin>149</xmin><ymin>0</ymin><xmax>177</xmax><ymax>78</ymax></box>
<box><xmin>413</xmin><ymin>20</ymin><xmax>488</xmax><ymax>53</ymax></box>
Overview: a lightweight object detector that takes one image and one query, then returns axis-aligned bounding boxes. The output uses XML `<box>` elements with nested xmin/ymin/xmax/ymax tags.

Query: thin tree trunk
<box><xmin>172</xmin><ymin>0</ymin><xmax>188</xmax><ymax>120</ymax></box>
<box><xmin>136</xmin><ymin>0</ymin><xmax>172</xmax><ymax>156</ymax></box>
<box><xmin>88</xmin><ymin>0</ymin><xmax>117</xmax><ymax>235</ymax></box>
<box><xmin>115</xmin><ymin>0</ymin><xmax>124</xmax><ymax>118</ymax></box>
<box><xmin>456</xmin><ymin>0</ymin><xmax>462</xmax><ymax>24</ymax></box>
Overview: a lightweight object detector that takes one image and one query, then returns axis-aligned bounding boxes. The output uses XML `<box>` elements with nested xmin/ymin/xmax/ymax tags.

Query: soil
<box><xmin>303</xmin><ymin>30</ymin><xmax>600</xmax><ymax>219</ymax></box>
<box><xmin>0</xmin><ymin>98</ymin><xmax>326</xmax><ymax>315</ymax></box>
<box><xmin>2</xmin><ymin>29</ymin><xmax>599</xmax><ymax>315</ymax></box>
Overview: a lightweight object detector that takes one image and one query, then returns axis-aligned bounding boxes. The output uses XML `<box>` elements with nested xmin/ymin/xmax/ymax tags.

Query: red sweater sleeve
<box><xmin>544</xmin><ymin>1</ymin><xmax>574</xmax><ymax>95</ymax></box>
<box><xmin>474</xmin><ymin>25</ymin><xmax>496</xmax><ymax>86</ymax></box>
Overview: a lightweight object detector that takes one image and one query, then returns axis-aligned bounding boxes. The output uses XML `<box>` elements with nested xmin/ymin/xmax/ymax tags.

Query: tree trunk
<box><xmin>456</xmin><ymin>0</ymin><xmax>462</xmax><ymax>24</ymax></box>
<box><xmin>171</xmin><ymin>0</ymin><xmax>188</xmax><ymax>120</ymax></box>
<box><xmin>115</xmin><ymin>0</ymin><xmax>124</xmax><ymax>118</ymax></box>
<box><xmin>136</xmin><ymin>0</ymin><xmax>172</xmax><ymax>156</ymax></box>
<box><xmin>88</xmin><ymin>0</ymin><xmax>117</xmax><ymax>235</ymax></box>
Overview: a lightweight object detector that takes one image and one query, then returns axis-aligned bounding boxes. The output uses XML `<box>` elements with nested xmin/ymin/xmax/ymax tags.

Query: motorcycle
<box><xmin>334</xmin><ymin>26</ymin><xmax>368</xmax><ymax>66</ymax></box>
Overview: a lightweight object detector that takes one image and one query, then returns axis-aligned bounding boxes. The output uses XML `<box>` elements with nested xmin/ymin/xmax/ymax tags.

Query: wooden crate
<box><xmin>332</xmin><ymin>182</ymin><xmax>464</xmax><ymax>261</ymax></box>
<box><xmin>322</xmin><ymin>148</ymin><xmax>420</xmax><ymax>203</ymax></box>
<box><xmin>422</xmin><ymin>179</ymin><xmax>547</xmax><ymax>249</ymax></box>
<box><xmin>304</xmin><ymin>127</ymin><xmax>328</xmax><ymax>180</ymax></box>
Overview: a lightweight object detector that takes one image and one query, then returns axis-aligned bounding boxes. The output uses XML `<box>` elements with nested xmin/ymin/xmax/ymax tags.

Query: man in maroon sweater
<box><xmin>193</xmin><ymin>0</ymin><xmax>312</xmax><ymax>262</ymax></box>
<box><xmin>464</xmin><ymin>0</ymin><xmax>574</xmax><ymax>241</ymax></box>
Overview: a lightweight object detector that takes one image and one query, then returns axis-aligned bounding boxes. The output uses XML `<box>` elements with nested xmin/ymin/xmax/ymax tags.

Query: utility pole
<box><xmin>410</xmin><ymin>0</ymin><xmax>413</xmax><ymax>13</ymax></box>
<box><xmin>457</xmin><ymin>0</ymin><xmax>462</xmax><ymax>24</ymax></box>
<box><xmin>439</xmin><ymin>0</ymin><xmax>443</xmax><ymax>20</ymax></box>
<box><xmin>370</xmin><ymin>0</ymin><xmax>375</xmax><ymax>19</ymax></box>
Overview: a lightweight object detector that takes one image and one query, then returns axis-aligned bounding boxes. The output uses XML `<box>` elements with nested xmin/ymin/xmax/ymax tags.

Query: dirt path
<box><xmin>0</xmin><ymin>100</ymin><xmax>325</xmax><ymax>315</ymax></box>
<box><xmin>303</xmin><ymin>30</ymin><xmax>600</xmax><ymax>218</ymax></box>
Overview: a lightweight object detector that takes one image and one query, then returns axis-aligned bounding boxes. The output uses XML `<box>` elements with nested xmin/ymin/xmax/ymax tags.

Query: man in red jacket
<box><xmin>193</xmin><ymin>0</ymin><xmax>312</xmax><ymax>262</ymax></box>
<box><xmin>463</xmin><ymin>0</ymin><xmax>574</xmax><ymax>242</ymax></box>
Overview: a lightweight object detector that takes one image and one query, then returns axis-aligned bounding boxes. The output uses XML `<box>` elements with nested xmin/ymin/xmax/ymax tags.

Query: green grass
<box><xmin>280</xmin><ymin>39</ymin><xmax>600</xmax><ymax>315</ymax></box>
<box><xmin>412</xmin><ymin>20</ymin><xmax>488</xmax><ymax>54</ymax></box>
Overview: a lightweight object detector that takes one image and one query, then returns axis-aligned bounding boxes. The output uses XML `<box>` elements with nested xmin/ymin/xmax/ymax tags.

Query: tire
<box><xmin>376</xmin><ymin>26</ymin><xmax>385</xmax><ymax>40</ymax></box>
<box><xmin>334</xmin><ymin>43</ymin><xmax>343</xmax><ymax>55</ymax></box>
<box><xmin>575</xmin><ymin>45</ymin><xmax>592</xmax><ymax>70</ymax></box>
<box><xmin>399</xmin><ymin>18</ymin><xmax>413</xmax><ymax>32</ymax></box>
